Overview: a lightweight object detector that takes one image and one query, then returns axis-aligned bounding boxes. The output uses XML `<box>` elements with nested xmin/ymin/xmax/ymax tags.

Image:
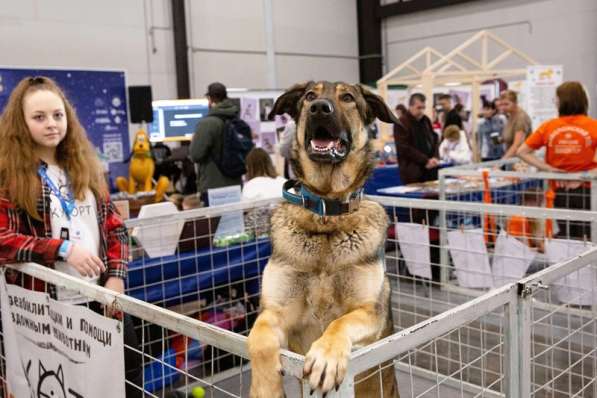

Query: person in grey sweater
<box><xmin>190</xmin><ymin>82</ymin><xmax>242</xmax><ymax>204</ymax></box>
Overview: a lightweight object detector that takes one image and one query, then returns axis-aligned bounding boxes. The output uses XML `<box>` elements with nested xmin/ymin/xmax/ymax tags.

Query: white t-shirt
<box><xmin>241</xmin><ymin>176</ymin><xmax>286</xmax><ymax>201</ymax></box>
<box><xmin>438</xmin><ymin>130</ymin><xmax>473</xmax><ymax>165</ymax></box>
<box><xmin>46</xmin><ymin>165</ymin><xmax>100</xmax><ymax>304</ymax></box>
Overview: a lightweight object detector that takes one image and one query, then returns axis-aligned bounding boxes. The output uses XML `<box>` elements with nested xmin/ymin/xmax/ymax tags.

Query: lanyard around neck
<box><xmin>38</xmin><ymin>165</ymin><xmax>75</xmax><ymax>220</ymax></box>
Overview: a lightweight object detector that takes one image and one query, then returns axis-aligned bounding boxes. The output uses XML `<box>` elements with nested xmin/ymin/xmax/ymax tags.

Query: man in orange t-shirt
<box><xmin>517</xmin><ymin>81</ymin><xmax>596</xmax><ymax>238</ymax></box>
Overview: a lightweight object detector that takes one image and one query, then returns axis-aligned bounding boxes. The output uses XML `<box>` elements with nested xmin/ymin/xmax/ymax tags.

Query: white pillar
<box><xmin>263</xmin><ymin>0</ymin><xmax>277</xmax><ymax>89</ymax></box>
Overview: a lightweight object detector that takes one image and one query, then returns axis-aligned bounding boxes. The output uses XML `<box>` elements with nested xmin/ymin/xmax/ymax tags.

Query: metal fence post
<box><xmin>503</xmin><ymin>289</ymin><xmax>520</xmax><ymax>398</ymax></box>
<box><xmin>517</xmin><ymin>283</ymin><xmax>533</xmax><ymax>397</ymax></box>
<box><xmin>438</xmin><ymin>171</ymin><xmax>449</xmax><ymax>287</ymax></box>
<box><xmin>590</xmin><ymin>177</ymin><xmax>597</xmax><ymax>244</ymax></box>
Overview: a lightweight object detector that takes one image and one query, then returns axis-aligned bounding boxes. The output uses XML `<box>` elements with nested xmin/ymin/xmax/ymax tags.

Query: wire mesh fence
<box><xmin>518</xmin><ymin>248</ymin><xmax>597</xmax><ymax>398</ymax></box>
<box><xmin>436</xmin><ymin>158</ymin><xmax>597</xmax><ymax>296</ymax></box>
<box><xmin>0</xmin><ymin>195</ymin><xmax>595</xmax><ymax>397</ymax></box>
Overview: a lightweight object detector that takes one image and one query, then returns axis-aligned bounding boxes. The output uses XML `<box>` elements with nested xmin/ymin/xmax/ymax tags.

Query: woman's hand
<box><xmin>66</xmin><ymin>244</ymin><xmax>106</xmax><ymax>277</ymax></box>
<box><xmin>103</xmin><ymin>277</ymin><xmax>125</xmax><ymax>319</ymax></box>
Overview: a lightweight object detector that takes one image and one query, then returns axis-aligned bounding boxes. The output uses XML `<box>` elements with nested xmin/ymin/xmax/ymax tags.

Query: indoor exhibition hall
<box><xmin>0</xmin><ymin>1</ymin><xmax>595</xmax><ymax>397</ymax></box>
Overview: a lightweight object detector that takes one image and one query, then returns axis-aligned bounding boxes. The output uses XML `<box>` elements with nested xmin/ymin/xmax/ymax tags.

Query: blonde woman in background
<box><xmin>500</xmin><ymin>90</ymin><xmax>532</xmax><ymax>159</ymax></box>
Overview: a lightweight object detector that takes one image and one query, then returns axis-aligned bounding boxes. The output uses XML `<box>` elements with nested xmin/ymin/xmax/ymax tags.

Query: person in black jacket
<box><xmin>438</xmin><ymin>93</ymin><xmax>463</xmax><ymax>131</ymax></box>
<box><xmin>394</xmin><ymin>93</ymin><xmax>442</xmax><ymax>283</ymax></box>
<box><xmin>394</xmin><ymin>93</ymin><xmax>440</xmax><ymax>185</ymax></box>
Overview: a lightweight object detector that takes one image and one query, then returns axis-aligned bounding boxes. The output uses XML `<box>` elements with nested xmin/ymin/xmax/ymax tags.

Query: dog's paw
<box><xmin>249</xmin><ymin>342</ymin><xmax>284</xmax><ymax>398</ymax></box>
<box><xmin>303</xmin><ymin>334</ymin><xmax>351</xmax><ymax>393</ymax></box>
<box><xmin>250</xmin><ymin>382</ymin><xmax>284</xmax><ymax>398</ymax></box>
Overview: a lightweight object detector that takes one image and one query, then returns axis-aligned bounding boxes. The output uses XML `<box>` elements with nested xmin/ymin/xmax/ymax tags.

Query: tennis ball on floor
<box><xmin>191</xmin><ymin>386</ymin><xmax>205</xmax><ymax>398</ymax></box>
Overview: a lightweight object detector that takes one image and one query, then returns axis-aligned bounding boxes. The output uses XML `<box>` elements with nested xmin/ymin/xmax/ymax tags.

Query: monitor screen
<box><xmin>148</xmin><ymin>98</ymin><xmax>209</xmax><ymax>142</ymax></box>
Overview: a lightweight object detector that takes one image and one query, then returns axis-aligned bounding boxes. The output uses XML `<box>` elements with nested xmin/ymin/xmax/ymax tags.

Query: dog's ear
<box><xmin>268</xmin><ymin>81</ymin><xmax>314</xmax><ymax>120</ymax></box>
<box><xmin>357</xmin><ymin>85</ymin><xmax>400</xmax><ymax>125</ymax></box>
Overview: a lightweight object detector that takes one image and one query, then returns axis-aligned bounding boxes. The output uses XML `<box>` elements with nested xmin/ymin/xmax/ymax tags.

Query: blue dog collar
<box><xmin>282</xmin><ymin>180</ymin><xmax>363</xmax><ymax>216</ymax></box>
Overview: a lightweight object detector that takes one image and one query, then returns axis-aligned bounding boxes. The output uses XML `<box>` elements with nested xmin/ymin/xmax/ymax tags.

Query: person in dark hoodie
<box><xmin>190</xmin><ymin>82</ymin><xmax>242</xmax><ymax>205</ymax></box>
<box><xmin>394</xmin><ymin>93</ymin><xmax>440</xmax><ymax>185</ymax></box>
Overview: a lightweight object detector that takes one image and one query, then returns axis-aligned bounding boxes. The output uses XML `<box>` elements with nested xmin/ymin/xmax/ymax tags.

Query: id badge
<box><xmin>60</xmin><ymin>227</ymin><xmax>69</xmax><ymax>240</ymax></box>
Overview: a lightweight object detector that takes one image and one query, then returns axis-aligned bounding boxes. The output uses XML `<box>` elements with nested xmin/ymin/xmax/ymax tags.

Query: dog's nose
<box><xmin>309</xmin><ymin>99</ymin><xmax>334</xmax><ymax>116</ymax></box>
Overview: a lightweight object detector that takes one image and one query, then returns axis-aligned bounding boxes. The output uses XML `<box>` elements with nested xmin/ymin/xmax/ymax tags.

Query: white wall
<box><xmin>0</xmin><ymin>0</ymin><xmax>177</xmax><ymax>99</ymax></box>
<box><xmin>187</xmin><ymin>0</ymin><xmax>359</xmax><ymax>95</ymax></box>
<box><xmin>0</xmin><ymin>0</ymin><xmax>359</xmax><ymax>144</ymax></box>
<box><xmin>0</xmin><ymin>0</ymin><xmax>358</xmax><ymax>99</ymax></box>
<box><xmin>383</xmin><ymin>0</ymin><xmax>597</xmax><ymax>115</ymax></box>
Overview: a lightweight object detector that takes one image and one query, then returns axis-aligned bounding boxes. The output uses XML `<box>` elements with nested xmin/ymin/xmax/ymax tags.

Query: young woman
<box><xmin>518</xmin><ymin>81</ymin><xmax>597</xmax><ymax>238</ymax></box>
<box><xmin>241</xmin><ymin>148</ymin><xmax>286</xmax><ymax>238</ymax></box>
<box><xmin>477</xmin><ymin>99</ymin><xmax>506</xmax><ymax>161</ymax></box>
<box><xmin>0</xmin><ymin>76</ymin><xmax>141</xmax><ymax>396</ymax></box>
<box><xmin>242</xmin><ymin>147</ymin><xmax>286</xmax><ymax>201</ymax></box>
<box><xmin>500</xmin><ymin>90</ymin><xmax>532</xmax><ymax>159</ymax></box>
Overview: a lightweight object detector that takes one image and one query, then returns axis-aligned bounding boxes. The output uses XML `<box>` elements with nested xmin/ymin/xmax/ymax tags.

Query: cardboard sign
<box><xmin>0</xmin><ymin>274</ymin><xmax>125</xmax><ymax>398</ymax></box>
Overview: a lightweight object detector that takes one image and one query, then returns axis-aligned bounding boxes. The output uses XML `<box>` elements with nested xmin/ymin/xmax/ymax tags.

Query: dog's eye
<box><xmin>341</xmin><ymin>93</ymin><xmax>354</xmax><ymax>103</ymax></box>
<box><xmin>305</xmin><ymin>92</ymin><xmax>317</xmax><ymax>101</ymax></box>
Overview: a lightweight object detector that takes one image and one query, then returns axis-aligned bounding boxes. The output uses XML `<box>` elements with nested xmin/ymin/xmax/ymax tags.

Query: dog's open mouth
<box><xmin>306</xmin><ymin>125</ymin><xmax>350</xmax><ymax>164</ymax></box>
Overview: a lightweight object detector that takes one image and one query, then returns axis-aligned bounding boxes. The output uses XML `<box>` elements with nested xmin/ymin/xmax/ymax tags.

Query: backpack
<box><xmin>213</xmin><ymin>117</ymin><xmax>254</xmax><ymax>178</ymax></box>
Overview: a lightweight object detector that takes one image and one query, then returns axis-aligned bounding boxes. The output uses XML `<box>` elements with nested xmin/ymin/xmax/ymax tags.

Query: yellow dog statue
<box><xmin>116</xmin><ymin>129</ymin><xmax>169</xmax><ymax>202</ymax></box>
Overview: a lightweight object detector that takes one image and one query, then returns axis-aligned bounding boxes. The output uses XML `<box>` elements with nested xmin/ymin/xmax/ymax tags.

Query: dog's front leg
<box><xmin>304</xmin><ymin>304</ymin><xmax>382</xmax><ymax>393</ymax></box>
<box><xmin>248</xmin><ymin>308</ymin><xmax>287</xmax><ymax>398</ymax></box>
<box><xmin>127</xmin><ymin>173</ymin><xmax>136</xmax><ymax>194</ymax></box>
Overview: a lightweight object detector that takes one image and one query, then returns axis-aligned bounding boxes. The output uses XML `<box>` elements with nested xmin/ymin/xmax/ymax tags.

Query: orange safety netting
<box><xmin>545</xmin><ymin>181</ymin><xmax>556</xmax><ymax>239</ymax></box>
<box><xmin>482</xmin><ymin>170</ymin><xmax>496</xmax><ymax>243</ymax></box>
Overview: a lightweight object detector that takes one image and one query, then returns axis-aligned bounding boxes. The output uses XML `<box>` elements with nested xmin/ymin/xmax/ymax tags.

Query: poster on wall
<box><xmin>259</xmin><ymin>131</ymin><xmax>277</xmax><ymax>154</ymax></box>
<box><xmin>0</xmin><ymin>274</ymin><xmax>125</xmax><ymax>398</ymax></box>
<box><xmin>0</xmin><ymin>67</ymin><xmax>130</xmax><ymax>179</ymax></box>
<box><xmin>259</xmin><ymin>98</ymin><xmax>275</xmax><ymax>122</ymax></box>
<box><xmin>526</xmin><ymin>65</ymin><xmax>563</xmax><ymax>127</ymax></box>
<box><xmin>448</xmin><ymin>89</ymin><xmax>471</xmax><ymax>110</ymax></box>
<box><xmin>245</xmin><ymin>119</ymin><xmax>261</xmax><ymax>144</ymax></box>
<box><xmin>240</xmin><ymin>97</ymin><xmax>258</xmax><ymax>121</ymax></box>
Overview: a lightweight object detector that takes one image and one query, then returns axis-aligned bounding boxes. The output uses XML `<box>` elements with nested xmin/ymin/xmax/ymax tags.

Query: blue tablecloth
<box><xmin>127</xmin><ymin>239</ymin><xmax>271</xmax><ymax>306</ymax></box>
<box><xmin>363</xmin><ymin>165</ymin><xmax>401</xmax><ymax>195</ymax></box>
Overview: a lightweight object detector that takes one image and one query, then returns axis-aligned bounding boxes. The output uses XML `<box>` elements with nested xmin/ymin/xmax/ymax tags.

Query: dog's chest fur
<box><xmin>271</xmin><ymin>201</ymin><xmax>387</xmax><ymax>270</ymax></box>
<box><xmin>269</xmin><ymin>201</ymin><xmax>388</xmax><ymax>350</ymax></box>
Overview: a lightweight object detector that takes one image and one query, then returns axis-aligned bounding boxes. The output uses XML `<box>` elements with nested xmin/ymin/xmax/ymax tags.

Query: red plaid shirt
<box><xmin>0</xmin><ymin>175</ymin><xmax>128</xmax><ymax>296</ymax></box>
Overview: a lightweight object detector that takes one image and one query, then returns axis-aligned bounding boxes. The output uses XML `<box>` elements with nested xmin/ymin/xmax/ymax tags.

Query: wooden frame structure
<box><xmin>378</xmin><ymin>30</ymin><xmax>538</xmax><ymax>160</ymax></box>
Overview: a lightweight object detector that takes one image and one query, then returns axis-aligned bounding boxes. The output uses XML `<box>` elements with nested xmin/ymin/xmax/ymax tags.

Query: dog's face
<box><xmin>269</xmin><ymin>81</ymin><xmax>399</xmax><ymax>197</ymax></box>
<box><xmin>133</xmin><ymin>130</ymin><xmax>151</xmax><ymax>154</ymax></box>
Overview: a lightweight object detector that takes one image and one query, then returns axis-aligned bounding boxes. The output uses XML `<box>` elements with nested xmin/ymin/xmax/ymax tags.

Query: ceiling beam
<box><xmin>377</xmin><ymin>0</ymin><xmax>479</xmax><ymax>19</ymax></box>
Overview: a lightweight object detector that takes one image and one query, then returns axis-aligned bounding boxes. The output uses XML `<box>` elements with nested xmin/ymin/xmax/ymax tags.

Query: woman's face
<box><xmin>501</xmin><ymin>99</ymin><xmax>516</xmax><ymax>114</ymax></box>
<box><xmin>23</xmin><ymin>89</ymin><xmax>67</xmax><ymax>151</ymax></box>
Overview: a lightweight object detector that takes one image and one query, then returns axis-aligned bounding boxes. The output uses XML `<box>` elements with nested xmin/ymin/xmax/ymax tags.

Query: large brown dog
<box><xmin>248</xmin><ymin>81</ymin><xmax>400</xmax><ymax>397</ymax></box>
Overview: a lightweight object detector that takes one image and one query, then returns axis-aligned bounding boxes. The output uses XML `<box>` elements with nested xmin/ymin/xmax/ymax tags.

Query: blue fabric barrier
<box><xmin>127</xmin><ymin>239</ymin><xmax>271</xmax><ymax>306</ymax></box>
<box><xmin>364</xmin><ymin>165</ymin><xmax>401</xmax><ymax>195</ymax></box>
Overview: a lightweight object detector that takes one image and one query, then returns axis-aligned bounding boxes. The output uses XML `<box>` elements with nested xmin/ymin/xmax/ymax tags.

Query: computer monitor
<box><xmin>148</xmin><ymin>98</ymin><xmax>209</xmax><ymax>142</ymax></box>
